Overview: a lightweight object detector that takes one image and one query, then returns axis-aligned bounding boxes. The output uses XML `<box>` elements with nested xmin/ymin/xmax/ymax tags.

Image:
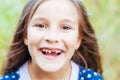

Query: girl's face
<box><xmin>24</xmin><ymin>0</ymin><xmax>82</xmax><ymax>72</ymax></box>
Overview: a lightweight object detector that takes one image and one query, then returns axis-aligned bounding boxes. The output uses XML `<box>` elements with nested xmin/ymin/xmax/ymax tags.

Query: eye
<box><xmin>35</xmin><ymin>23</ymin><xmax>48</xmax><ymax>30</ymax></box>
<box><xmin>61</xmin><ymin>25</ymin><xmax>72</xmax><ymax>30</ymax></box>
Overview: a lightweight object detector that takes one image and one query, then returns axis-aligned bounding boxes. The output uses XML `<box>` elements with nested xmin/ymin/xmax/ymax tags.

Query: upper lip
<box><xmin>38</xmin><ymin>47</ymin><xmax>65</xmax><ymax>52</ymax></box>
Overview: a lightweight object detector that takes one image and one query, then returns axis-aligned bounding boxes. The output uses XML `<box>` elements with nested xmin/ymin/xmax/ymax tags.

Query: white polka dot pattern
<box><xmin>0</xmin><ymin>70</ymin><xmax>20</xmax><ymax>80</ymax></box>
<box><xmin>78</xmin><ymin>67</ymin><xmax>103</xmax><ymax>80</ymax></box>
<box><xmin>0</xmin><ymin>67</ymin><xmax>103</xmax><ymax>80</ymax></box>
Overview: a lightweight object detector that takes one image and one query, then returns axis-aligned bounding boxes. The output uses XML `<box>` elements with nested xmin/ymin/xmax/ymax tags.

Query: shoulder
<box><xmin>0</xmin><ymin>70</ymin><xmax>20</xmax><ymax>80</ymax></box>
<box><xmin>78</xmin><ymin>67</ymin><xmax>103</xmax><ymax>80</ymax></box>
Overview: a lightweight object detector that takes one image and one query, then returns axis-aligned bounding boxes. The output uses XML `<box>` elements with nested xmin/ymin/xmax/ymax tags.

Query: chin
<box><xmin>36</xmin><ymin>59</ymin><xmax>66</xmax><ymax>72</ymax></box>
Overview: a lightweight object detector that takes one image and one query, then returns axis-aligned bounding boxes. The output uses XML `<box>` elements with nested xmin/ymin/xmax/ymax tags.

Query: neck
<box><xmin>28</xmin><ymin>61</ymin><xmax>72</xmax><ymax>80</ymax></box>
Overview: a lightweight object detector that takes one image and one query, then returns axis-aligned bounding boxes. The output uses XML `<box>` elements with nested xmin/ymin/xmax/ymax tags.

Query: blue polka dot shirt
<box><xmin>78</xmin><ymin>67</ymin><xmax>103</xmax><ymax>80</ymax></box>
<box><xmin>0</xmin><ymin>70</ymin><xmax>19</xmax><ymax>80</ymax></box>
<box><xmin>0</xmin><ymin>67</ymin><xmax>103</xmax><ymax>80</ymax></box>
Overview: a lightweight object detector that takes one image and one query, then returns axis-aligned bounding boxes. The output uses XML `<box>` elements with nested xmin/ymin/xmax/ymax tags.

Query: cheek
<box><xmin>27</xmin><ymin>28</ymin><xmax>41</xmax><ymax>58</ymax></box>
<box><xmin>64</xmin><ymin>32</ymin><xmax>80</xmax><ymax>51</ymax></box>
<box><xmin>27</xmin><ymin>28</ymin><xmax>41</xmax><ymax>45</ymax></box>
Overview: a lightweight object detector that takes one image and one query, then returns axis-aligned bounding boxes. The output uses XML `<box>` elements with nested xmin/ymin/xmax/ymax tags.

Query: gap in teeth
<box><xmin>41</xmin><ymin>49</ymin><xmax>61</xmax><ymax>55</ymax></box>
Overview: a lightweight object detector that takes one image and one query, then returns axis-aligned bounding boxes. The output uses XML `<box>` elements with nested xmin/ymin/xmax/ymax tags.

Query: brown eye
<box><xmin>61</xmin><ymin>25</ymin><xmax>71</xmax><ymax>30</ymax></box>
<box><xmin>38</xmin><ymin>24</ymin><xmax>46</xmax><ymax>28</ymax></box>
<box><xmin>35</xmin><ymin>23</ymin><xmax>48</xmax><ymax>30</ymax></box>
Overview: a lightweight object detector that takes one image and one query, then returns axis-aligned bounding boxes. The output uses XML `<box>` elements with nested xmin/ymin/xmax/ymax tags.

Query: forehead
<box><xmin>30</xmin><ymin>0</ymin><xmax>80</xmax><ymax>23</ymax></box>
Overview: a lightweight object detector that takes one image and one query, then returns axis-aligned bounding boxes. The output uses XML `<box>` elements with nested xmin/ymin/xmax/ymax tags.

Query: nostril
<box><xmin>44</xmin><ymin>36</ymin><xmax>59</xmax><ymax>43</ymax></box>
<box><xmin>44</xmin><ymin>31</ymin><xmax>59</xmax><ymax>43</ymax></box>
<box><xmin>46</xmin><ymin>39</ymin><xmax>58</xmax><ymax>43</ymax></box>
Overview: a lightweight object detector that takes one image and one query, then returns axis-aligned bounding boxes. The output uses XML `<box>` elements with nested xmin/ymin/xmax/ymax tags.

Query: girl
<box><xmin>0</xmin><ymin>0</ymin><xmax>103</xmax><ymax>80</ymax></box>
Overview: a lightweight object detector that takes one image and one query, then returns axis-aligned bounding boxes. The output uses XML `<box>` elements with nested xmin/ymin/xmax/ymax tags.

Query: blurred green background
<box><xmin>0</xmin><ymin>0</ymin><xmax>120</xmax><ymax>80</ymax></box>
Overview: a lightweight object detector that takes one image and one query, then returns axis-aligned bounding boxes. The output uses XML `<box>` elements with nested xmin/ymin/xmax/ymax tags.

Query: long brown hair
<box><xmin>3</xmin><ymin>0</ymin><xmax>103</xmax><ymax>75</ymax></box>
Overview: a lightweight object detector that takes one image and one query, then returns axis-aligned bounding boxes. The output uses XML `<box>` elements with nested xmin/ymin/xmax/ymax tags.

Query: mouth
<box><xmin>39</xmin><ymin>48</ymin><xmax>64</xmax><ymax>58</ymax></box>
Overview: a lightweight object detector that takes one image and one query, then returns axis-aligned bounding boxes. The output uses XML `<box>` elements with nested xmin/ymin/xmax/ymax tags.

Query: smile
<box><xmin>39</xmin><ymin>48</ymin><xmax>64</xmax><ymax>57</ymax></box>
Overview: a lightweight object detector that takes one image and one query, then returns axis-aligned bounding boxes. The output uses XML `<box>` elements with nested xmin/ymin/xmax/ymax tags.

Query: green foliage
<box><xmin>0</xmin><ymin>0</ymin><xmax>26</xmax><ymax>74</ymax></box>
<box><xmin>0</xmin><ymin>0</ymin><xmax>120</xmax><ymax>79</ymax></box>
<box><xmin>83</xmin><ymin>0</ymin><xmax>120</xmax><ymax>80</ymax></box>
<box><xmin>0</xmin><ymin>0</ymin><xmax>25</xmax><ymax>53</ymax></box>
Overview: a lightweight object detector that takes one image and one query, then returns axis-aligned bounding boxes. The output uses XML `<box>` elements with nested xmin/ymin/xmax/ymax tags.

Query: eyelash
<box><xmin>34</xmin><ymin>23</ymin><xmax>72</xmax><ymax>31</ymax></box>
<box><xmin>61</xmin><ymin>25</ymin><xmax>72</xmax><ymax>30</ymax></box>
<box><xmin>35</xmin><ymin>23</ymin><xmax>48</xmax><ymax>29</ymax></box>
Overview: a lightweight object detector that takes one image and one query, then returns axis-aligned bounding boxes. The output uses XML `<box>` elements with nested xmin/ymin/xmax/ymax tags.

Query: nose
<box><xmin>44</xmin><ymin>29</ymin><xmax>59</xmax><ymax>43</ymax></box>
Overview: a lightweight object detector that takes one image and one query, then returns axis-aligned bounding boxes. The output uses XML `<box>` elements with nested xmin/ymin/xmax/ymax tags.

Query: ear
<box><xmin>24</xmin><ymin>38</ymin><xmax>28</xmax><ymax>46</ymax></box>
<box><xmin>76</xmin><ymin>36</ymin><xmax>82</xmax><ymax>50</ymax></box>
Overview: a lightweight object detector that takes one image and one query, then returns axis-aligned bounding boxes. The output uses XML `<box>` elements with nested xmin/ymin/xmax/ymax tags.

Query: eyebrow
<box><xmin>31</xmin><ymin>17</ymin><xmax>47</xmax><ymax>22</ymax></box>
<box><xmin>60</xmin><ymin>19</ymin><xmax>76</xmax><ymax>25</ymax></box>
<box><xmin>31</xmin><ymin>17</ymin><xmax>77</xmax><ymax>25</ymax></box>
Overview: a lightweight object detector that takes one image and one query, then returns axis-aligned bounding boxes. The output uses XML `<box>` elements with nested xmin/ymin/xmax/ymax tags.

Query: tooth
<box><xmin>56</xmin><ymin>50</ymin><xmax>61</xmax><ymax>54</ymax></box>
<box><xmin>42</xmin><ymin>49</ymin><xmax>45</xmax><ymax>53</ymax></box>
<box><xmin>45</xmin><ymin>50</ymin><xmax>48</xmax><ymax>53</ymax></box>
<box><xmin>55</xmin><ymin>51</ymin><xmax>57</xmax><ymax>53</ymax></box>
<box><xmin>48</xmin><ymin>50</ymin><xmax>51</xmax><ymax>53</ymax></box>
